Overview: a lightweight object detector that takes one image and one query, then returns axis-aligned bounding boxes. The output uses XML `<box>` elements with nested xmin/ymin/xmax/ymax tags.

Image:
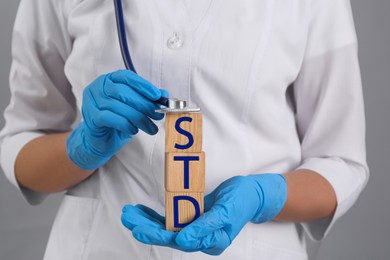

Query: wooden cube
<box><xmin>165</xmin><ymin>191</ymin><xmax>204</xmax><ymax>232</ymax></box>
<box><xmin>165</xmin><ymin>152</ymin><xmax>205</xmax><ymax>192</ymax></box>
<box><xmin>165</xmin><ymin>113</ymin><xmax>202</xmax><ymax>153</ymax></box>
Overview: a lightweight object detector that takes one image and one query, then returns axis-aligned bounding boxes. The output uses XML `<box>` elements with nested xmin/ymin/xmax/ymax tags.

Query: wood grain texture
<box><xmin>165</xmin><ymin>191</ymin><xmax>204</xmax><ymax>232</ymax></box>
<box><xmin>165</xmin><ymin>112</ymin><xmax>204</xmax><ymax>231</ymax></box>
<box><xmin>165</xmin><ymin>152</ymin><xmax>205</xmax><ymax>192</ymax></box>
<box><xmin>165</xmin><ymin>112</ymin><xmax>202</xmax><ymax>153</ymax></box>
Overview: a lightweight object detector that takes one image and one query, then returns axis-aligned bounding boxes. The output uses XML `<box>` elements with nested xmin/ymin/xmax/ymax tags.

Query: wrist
<box><xmin>248</xmin><ymin>173</ymin><xmax>287</xmax><ymax>223</ymax></box>
<box><xmin>66</xmin><ymin>124</ymin><xmax>108</xmax><ymax>170</ymax></box>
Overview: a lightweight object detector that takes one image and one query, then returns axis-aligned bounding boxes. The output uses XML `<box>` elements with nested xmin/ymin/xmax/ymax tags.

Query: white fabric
<box><xmin>0</xmin><ymin>0</ymin><xmax>368</xmax><ymax>259</ymax></box>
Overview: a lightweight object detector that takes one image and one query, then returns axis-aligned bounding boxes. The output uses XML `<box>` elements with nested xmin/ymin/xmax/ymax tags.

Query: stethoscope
<box><xmin>113</xmin><ymin>0</ymin><xmax>200</xmax><ymax>113</ymax></box>
<box><xmin>113</xmin><ymin>0</ymin><xmax>173</xmax><ymax>109</ymax></box>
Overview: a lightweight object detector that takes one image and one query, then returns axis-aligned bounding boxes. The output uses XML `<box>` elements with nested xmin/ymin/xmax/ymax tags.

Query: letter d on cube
<box><xmin>165</xmin><ymin>192</ymin><xmax>204</xmax><ymax>232</ymax></box>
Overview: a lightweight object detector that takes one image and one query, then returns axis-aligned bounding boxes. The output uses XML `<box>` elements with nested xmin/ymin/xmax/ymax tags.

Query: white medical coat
<box><xmin>0</xmin><ymin>0</ymin><xmax>368</xmax><ymax>259</ymax></box>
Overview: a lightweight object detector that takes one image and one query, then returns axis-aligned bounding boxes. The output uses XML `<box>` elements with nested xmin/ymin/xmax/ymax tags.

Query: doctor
<box><xmin>0</xmin><ymin>0</ymin><xmax>368</xmax><ymax>259</ymax></box>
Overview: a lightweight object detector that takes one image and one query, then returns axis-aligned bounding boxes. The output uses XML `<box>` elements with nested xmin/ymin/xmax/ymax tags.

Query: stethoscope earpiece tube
<box><xmin>114</xmin><ymin>0</ymin><xmax>169</xmax><ymax>107</ymax></box>
<box><xmin>114</xmin><ymin>0</ymin><xmax>137</xmax><ymax>73</ymax></box>
<box><xmin>114</xmin><ymin>0</ymin><xmax>185</xmax><ymax>109</ymax></box>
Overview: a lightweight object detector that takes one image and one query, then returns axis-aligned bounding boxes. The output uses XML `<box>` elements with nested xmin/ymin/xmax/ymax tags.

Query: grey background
<box><xmin>0</xmin><ymin>0</ymin><xmax>389</xmax><ymax>259</ymax></box>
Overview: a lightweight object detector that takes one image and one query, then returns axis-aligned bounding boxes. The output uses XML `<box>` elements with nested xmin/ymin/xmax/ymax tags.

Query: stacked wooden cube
<box><xmin>165</xmin><ymin>112</ymin><xmax>205</xmax><ymax>231</ymax></box>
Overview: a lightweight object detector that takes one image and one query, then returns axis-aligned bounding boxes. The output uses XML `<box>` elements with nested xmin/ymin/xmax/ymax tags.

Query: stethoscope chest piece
<box><xmin>156</xmin><ymin>98</ymin><xmax>201</xmax><ymax>113</ymax></box>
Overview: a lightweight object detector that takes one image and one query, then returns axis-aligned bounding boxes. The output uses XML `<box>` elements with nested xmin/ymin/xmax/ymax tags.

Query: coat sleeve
<box><xmin>0</xmin><ymin>0</ymin><xmax>77</xmax><ymax>205</ymax></box>
<box><xmin>293</xmin><ymin>0</ymin><xmax>369</xmax><ymax>240</ymax></box>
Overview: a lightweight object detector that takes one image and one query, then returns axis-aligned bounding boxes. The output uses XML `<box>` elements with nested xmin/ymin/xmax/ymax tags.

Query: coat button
<box><xmin>167</xmin><ymin>33</ymin><xmax>183</xmax><ymax>49</ymax></box>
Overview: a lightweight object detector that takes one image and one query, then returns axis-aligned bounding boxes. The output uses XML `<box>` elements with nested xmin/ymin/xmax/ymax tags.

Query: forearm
<box><xmin>15</xmin><ymin>132</ymin><xmax>94</xmax><ymax>193</ymax></box>
<box><xmin>275</xmin><ymin>169</ymin><xmax>337</xmax><ymax>222</ymax></box>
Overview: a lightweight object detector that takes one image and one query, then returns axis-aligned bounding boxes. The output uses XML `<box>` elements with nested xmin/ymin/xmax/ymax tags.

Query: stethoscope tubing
<box><xmin>113</xmin><ymin>0</ymin><xmax>137</xmax><ymax>73</ymax></box>
<box><xmin>113</xmin><ymin>0</ymin><xmax>169</xmax><ymax>106</ymax></box>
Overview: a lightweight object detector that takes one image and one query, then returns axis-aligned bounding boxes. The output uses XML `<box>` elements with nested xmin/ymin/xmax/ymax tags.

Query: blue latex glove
<box><xmin>67</xmin><ymin>70</ymin><xmax>167</xmax><ymax>170</ymax></box>
<box><xmin>121</xmin><ymin>174</ymin><xmax>287</xmax><ymax>255</ymax></box>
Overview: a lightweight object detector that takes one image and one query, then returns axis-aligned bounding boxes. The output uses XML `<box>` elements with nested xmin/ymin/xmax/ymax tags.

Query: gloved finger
<box><xmin>132</xmin><ymin>225</ymin><xmax>199</xmax><ymax>253</ymax></box>
<box><xmin>176</xmin><ymin>228</ymin><xmax>231</xmax><ymax>255</ymax></box>
<box><xmin>175</xmin><ymin>227</ymin><xmax>230</xmax><ymax>255</ymax></box>
<box><xmin>104</xmin><ymin>81</ymin><xmax>164</xmax><ymax>120</ymax></box>
<box><xmin>160</xmin><ymin>89</ymin><xmax>169</xmax><ymax>98</ymax></box>
<box><xmin>200</xmin><ymin>229</ymin><xmax>231</xmax><ymax>256</ymax></box>
<box><xmin>84</xmin><ymin>107</ymin><xmax>138</xmax><ymax>135</ymax></box>
<box><xmin>204</xmin><ymin>191</ymin><xmax>216</xmax><ymax>212</ymax></box>
<box><xmin>121</xmin><ymin>205</ymin><xmax>163</xmax><ymax>231</ymax></box>
<box><xmin>83</xmin><ymin>87</ymin><xmax>142</xmax><ymax>134</ymax></box>
<box><xmin>175</xmin><ymin>205</ymin><xmax>228</xmax><ymax>243</ymax></box>
<box><xmin>123</xmin><ymin>205</ymin><xmax>164</xmax><ymax>227</ymax></box>
<box><xmin>88</xmin><ymin>85</ymin><xmax>161</xmax><ymax>134</ymax></box>
<box><xmin>93</xmin><ymin>98</ymin><xmax>159</xmax><ymax>135</ymax></box>
<box><xmin>157</xmin><ymin>88</ymin><xmax>170</xmax><ymax>108</ymax></box>
<box><xmin>131</xmin><ymin>225</ymin><xmax>176</xmax><ymax>246</ymax></box>
<box><xmin>134</xmin><ymin>204</ymin><xmax>165</xmax><ymax>224</ymax></box>
<box><xmin>109</xmin><ymin>70</ymin><xmax>161</xmax><ymax>101</ymax></box>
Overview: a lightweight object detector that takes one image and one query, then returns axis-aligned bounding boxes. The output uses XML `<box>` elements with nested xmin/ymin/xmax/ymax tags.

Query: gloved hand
<box><xmin>121</xmin><ymin>174</ymin><xmax>287</xmax><ymax>255</ymax></box>
<box><xmin>67</xmin><ymin>70</ymin><xmax>167</xmax><ymax>170</ymax></box>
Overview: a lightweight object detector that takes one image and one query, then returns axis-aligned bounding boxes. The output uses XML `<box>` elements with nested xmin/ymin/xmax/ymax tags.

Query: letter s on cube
<box><xmin>165</xmin><ymin>113</ymin><xmax>202</xmax><ymax>153</ymax></box>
